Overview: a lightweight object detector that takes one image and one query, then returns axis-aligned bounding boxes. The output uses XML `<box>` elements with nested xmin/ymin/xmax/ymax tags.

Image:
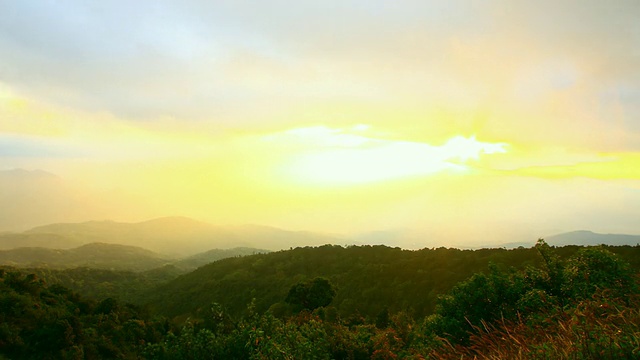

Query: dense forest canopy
<box><xmin>1</xmin><ymin>241</ymin><xmax>639</xmax><ymax>359</ymax></box>
<box><xmin>144</xmin><ymin>243</ymin><xmax>640</xmax><ymax>321</ymax></box>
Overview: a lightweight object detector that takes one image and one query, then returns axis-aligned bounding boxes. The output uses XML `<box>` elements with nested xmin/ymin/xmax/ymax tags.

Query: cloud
<box><xmin>0</xmin><ymin>0</ymin><xmax>639</xmax><ymax>151</ymax></box>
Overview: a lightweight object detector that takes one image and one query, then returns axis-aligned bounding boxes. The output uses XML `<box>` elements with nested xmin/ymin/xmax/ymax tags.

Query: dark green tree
<box><xmin>375</xmin><ymin>307</ymin><xmax>390</xmax><ymax>329</ymax></box>
<box><xmin>534</xmin><ymin>239</ymin><xmax>565</xmax><ymax>299</ymax></box>
<box><xmin>563</xmin><ymin>246</ymin><xmax>636</xmax><ymax>300</ymax></box>
<box><xmin>285</xmin><ymin>277</ymin><xmax>336</xmax><ymax>311</ymax></box>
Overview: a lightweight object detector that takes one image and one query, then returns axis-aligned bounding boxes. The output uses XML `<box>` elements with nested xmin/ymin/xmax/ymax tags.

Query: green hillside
<box><xmin>0</xmin><ymin>243</ymin><xmax>172</xmax><ymax>271</ymax></box>
<box><xmin>2</xmin><ymin>241</ymin><xmax>639</xmax><ymax>359</ymax></box>
<box><xmin>0</xmin><ymin>232</ymin><xmax>85</xmax><ymax>250</ymax></box>
<box><xmin>21</xmin><ymin>265</ymin><xmax>183</xmax><ymax>304</ymax></box>
<box><xmin>0</xmin><ymin>269</ymin><xmax>168</xmax><ymax>359</ymax></box>
<box><xmin>144</xmin><ymin>244</ymin><xmax>640</xmax><ymax>321</ymax></box>
<box><xmin>173</xmin><ymin>247</ymin><xmax>270</xmax><ymax>271</ymax></box>
<box><xmin>1</xmin><ymin>246</ymin><xmax>271</xmax><ymax>303</ymax></box>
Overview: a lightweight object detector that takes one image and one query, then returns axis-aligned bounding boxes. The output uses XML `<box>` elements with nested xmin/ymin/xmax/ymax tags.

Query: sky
<box><xmin>1</xmin><ymin>0</ymin><xmax>640</xmax><ymax>246</ymax></box>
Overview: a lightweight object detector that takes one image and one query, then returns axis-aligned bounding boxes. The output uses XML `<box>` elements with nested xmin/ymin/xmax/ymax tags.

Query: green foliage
<box><xmin>534</xmin><ymin>238</ymin><xmax>566</xmax><ymax>299</ymax></box>
<box><xmin>432</xmin><ymin>293</ymin><xmax>640</xmax><ymax>359</ymax></box>
<box><xmin>21</xmin><ymin>265</ymin><xmax>182</xmax><ymax>304</ymax></box>
<box><xmin>0</xmin><ymin>270</ymin><xmax>168</xmax><ymax>359</ymax></box>
<box><xmin>147</xmin><ymin>244</ymin><xmax>597</xmax><ymax>320</ymax></box>
<box><xmin>3</xmin><ymin>242</ymin><xmax>640</xmax><ymax>359</ymax></box>
<box><xmin>427</xmin><ymin>263</ymin><xmax>527</xmax><ymax>344</ymax></box>
<box><xmin>428</xmin><ymin>240</ymin><xmax>640</xmax><ymax>348</ymax></box>
<box><xmin>286</xmin><ymin>277</ymin><xmax>336</xmax><ymax>311</ymax></box>
<box><xmin>563</xmin><ymin>246</ymin><xmax>636</xmax><ymax>300</ymax></box>
<box><xmin>144</xmin><ymin>307</ymin><xmax>434</xmax><ymax>360</ymax></box>
<box><xmin>0</xmin><ymin>242</ymin><xmax>171</xmax><ymax>271</ymax></box>
<box><xmin>173</xmin><ymin>247</ymin><xmax>271</xmax><ymax>271</ymax></box>
<box><xmin>142</xmin><ymin>242</ymin><xmax>640</xmax><ymax>359</ymax></box>
<box><xmin>375</xmin><ymin>307</ymin><xmax>390</xmax><ymax>329</ymax></box>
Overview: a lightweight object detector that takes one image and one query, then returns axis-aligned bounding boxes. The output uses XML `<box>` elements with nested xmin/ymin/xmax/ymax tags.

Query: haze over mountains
<box><xmin>0</xmin><ymin>169</ymin><xmax>122</xmax><ymax>231</ymax></box>
<box><xmin>2</xmin><ymin>168</ymin><xmax>639</xmax><ymax>253</ymax></box>
<box><xmin>545</xmin><ymin>230</ymin><xmax>640</xmax><ymax>247</ymax></box>
<box><xmin>0</xmin><ymin>217</ymin><xmax>339</xmax><ymax>256</ymax></box>
<box><xmin>0</xmin><ymin>242</ymin><xmax>269</xmax><ymax>272</ymax></box>
<box><xmin>0</xmin><ymin>169</ymin><xmax>76</xmax><ymax>231</ymax></box>
<box><xmin>0</xmin><ymin>243</ymin><xmax>170</xmax><ymax>271</ymax></box>
<box><xmin>3</xmin><ymin>168</ymin><xmax>640</xmax><ymax>250</ymax></box>
<box><xmin>1</xmin><ymin>214</ymin><xmax>639</xmax><ymax>259</ymax></box>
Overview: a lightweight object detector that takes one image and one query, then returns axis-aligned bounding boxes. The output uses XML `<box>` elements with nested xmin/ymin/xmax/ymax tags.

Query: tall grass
<box><xmin>431</xmin><ymin>292</ymin><xmax>640</xmax><ymax>359</ymax></box>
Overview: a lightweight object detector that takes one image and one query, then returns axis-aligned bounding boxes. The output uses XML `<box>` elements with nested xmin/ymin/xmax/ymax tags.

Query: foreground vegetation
<box><xmin>1</xmin><ymin>241</ymin><xmax>639</xmax><ymax>359</ymax></box>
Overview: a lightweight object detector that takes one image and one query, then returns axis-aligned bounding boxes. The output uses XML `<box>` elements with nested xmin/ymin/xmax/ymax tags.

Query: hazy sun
<box><xmin>274</xmin><ymin>126</ymin><xmax>508</xmax><ymax>185</ymax></box>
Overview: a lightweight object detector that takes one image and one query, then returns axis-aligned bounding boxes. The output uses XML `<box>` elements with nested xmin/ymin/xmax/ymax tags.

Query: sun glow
<box><xmin>277</xmin><ymin>126</ymin><xmax>508</xmax><ymax>185</ymax></box>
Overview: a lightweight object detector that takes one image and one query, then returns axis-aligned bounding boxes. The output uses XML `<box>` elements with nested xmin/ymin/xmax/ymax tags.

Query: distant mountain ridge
<box><xmin>174</xmin><ymin>247</ymin><xmax>271</xmax><ymax>271</ymax></box>
<box><xmin>0</xmin><ymin>217</ymin><xmax>338</xmax><ymax>256</ymax></box>
<box><xmin>0</xmin><ymin>242</ymin><xmax>271</xmax><ymax>272</ymax></box>
<box><xmin>0</xmin><ymin>242</ymin><xmax>170</xmax><ymax>271</ymax></box>
<box><xmin>545</xmin><ymin>230</ymin><xmax>640</xmax><ymax>247</ymax></box>
<box><xmin>2</xmin><ymin>214</ymin><xmax>638</xmax><ymax>255</ymax></box>
<box><xmin>0</xmin><ymin>233</ymin><xmax>85</xmax><ymax>250</ymax></box>
<box><xmin>497</xmin><ymin>230</ymin><xmax>640</xmax><ymax>248</ymax></box>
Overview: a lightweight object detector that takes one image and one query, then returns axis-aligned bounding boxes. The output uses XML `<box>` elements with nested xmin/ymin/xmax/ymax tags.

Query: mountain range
<box><xmin>497</xmin><ymin>230</ymin><xmax>640</xmax><ymax>248</ymax></box>
<box><xmin>0</xmin><ymin>216</ymin><xmax>340</xmax><ymax>256</ymax></box>
<box><xmin>0</xmin><ymin>242</ymin><xmax>170</xmax><ymax>271</ymax></box>
<box><xmin>545</xmin><ymin>230</ymin><xmax>640</xmax><ymax>247</ymax></box>
<box><xmin>2</xmin><ymin>215</ymin><xmax>639</xmax><ymax>258</ymax></box>
<box><xmin>3</xmin><ymin>169</ymin><xmax>639</xmax><ymax>252</ymax></box>
<box><xmin>0</xmin><ymin>241</ymin><xmax>269</xmax><ymax>272</ymax></box>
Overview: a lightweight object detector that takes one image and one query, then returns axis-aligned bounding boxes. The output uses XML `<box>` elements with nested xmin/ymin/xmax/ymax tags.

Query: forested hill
<box><xmin>0</xmin><ymin>243</ymin><xmax>170</xmax><ymax>271</ymax></box>
<box><xmin>2</xmin><ymin>242</ymin><xmax>639</xmax><ymax>359</ymax></box>
<box><xmin>145</xmin><ymin>244</ymin><xmax>640</xmax><ymax>321</ymax></box>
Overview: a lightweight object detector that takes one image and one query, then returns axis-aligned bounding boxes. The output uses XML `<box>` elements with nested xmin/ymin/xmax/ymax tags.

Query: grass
<box><xmin>431</xmin><ymin>292</ymin><xmax>640</xmax><ymax>359</ymax></box>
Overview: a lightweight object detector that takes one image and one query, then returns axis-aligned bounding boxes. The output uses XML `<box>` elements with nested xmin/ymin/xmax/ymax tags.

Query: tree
<box><xmin>534</xmin><ymin>239</ymin><xmax>565</xmax><ymax>299</ymax></box>
<box><xmin>563</xmin><ymin>246</ymin><xmax>635</xmax><ymax>301</ymax></box>
<box><xmin>426</xmin><ymin>264</ymin><xmax>527</xmax><ymax>344</ymax></box>
<box><xmin>375</xmin><ymin>307</ymin><xmax>390</xmax><ymax>329</ymax></box>
<box><xmin>285</xmin><ymin>277</ymin><xmax>336</xmax><ymax>311</ymax></box>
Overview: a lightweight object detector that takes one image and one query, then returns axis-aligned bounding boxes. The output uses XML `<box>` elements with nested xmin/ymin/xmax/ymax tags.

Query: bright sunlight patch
<box><xmin>269</xmin><ymin>125</ymin><xmax>508</xmax><ymax>185</ymax></box>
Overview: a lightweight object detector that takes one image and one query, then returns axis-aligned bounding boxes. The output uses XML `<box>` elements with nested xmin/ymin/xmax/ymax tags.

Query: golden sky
<box><xmin>1</xmin><ymin>1</ymin><xmax>640</xmax><ymax>245</ymax></box>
